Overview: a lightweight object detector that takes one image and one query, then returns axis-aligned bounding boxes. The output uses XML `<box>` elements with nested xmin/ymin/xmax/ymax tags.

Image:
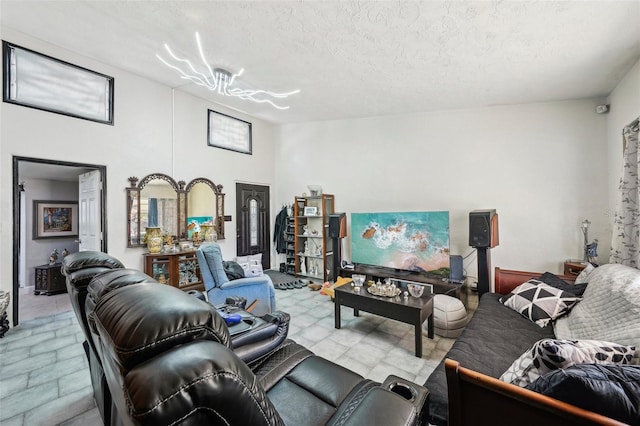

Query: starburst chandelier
<box><xmin>157</xmin><ymin>32</ymin><xmax>300</xmax><ymax>110</ymax></box>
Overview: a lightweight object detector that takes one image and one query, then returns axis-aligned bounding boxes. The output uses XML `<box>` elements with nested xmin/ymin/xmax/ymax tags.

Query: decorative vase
<box><xmin>146</xmin><ymin>227</ymin><xmax>162</xmax><ymax>253</ymax></box>
<box><xmin>200</xmin><ymin>224</ymin><xmax>218</xmax><ymax>242</ymax></box>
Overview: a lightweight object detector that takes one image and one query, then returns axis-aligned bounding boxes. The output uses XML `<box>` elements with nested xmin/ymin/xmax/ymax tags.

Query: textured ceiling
<box><xmin>1</xmin><ymin>1</ymin><xmax>639</xmax><ymax>124</ymax></box>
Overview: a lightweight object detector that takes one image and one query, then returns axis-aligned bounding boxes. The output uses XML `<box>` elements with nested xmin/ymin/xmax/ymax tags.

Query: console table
<box><xmin>34</xmin><ymin>263</ymin><xmax>67</xmax><ymax>295</ymax></box>
<box><xmin>143</xmin><ymin>251</ymin><xmax>204</xmax><ymax>292</ymax></box>
<box><xmin>340</xmin><ymin>264</ymin><xmax>462</xmax><ymax>299</ymax></box>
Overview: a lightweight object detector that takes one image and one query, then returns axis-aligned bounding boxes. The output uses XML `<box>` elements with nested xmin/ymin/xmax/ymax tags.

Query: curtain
<box><xmin>157</xmin><ymin>198</ymin><xmax>177</xmax><ymax>235</ymax></box>
<box><xmin>148</xmin><ymin>198</ymin><xmax>158</xmax><ymax>227</ymax></box>
<box><xmin>610</xmin><ymin>117</ymin><xmax>640</xmax><ymax>267</ymax></box>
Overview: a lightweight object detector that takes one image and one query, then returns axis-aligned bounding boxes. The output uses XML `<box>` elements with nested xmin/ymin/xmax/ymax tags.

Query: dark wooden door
<box><xmin>236</xmin><ymin>183</ymin><xmax>270</xmax><ymax>270</ymax></box>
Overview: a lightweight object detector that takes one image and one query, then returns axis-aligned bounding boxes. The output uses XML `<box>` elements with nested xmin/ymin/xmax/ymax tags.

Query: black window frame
<box><xmin>2</xmin><ymin>40</ymin><xmax>114</xmax><ymax>125</ymax></box>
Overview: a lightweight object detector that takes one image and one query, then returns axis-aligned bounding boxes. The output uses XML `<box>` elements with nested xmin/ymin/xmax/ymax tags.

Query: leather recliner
<box><xmin>61</xmin><ymin>251</ymin><xmax>126</xmax><ymax>358</ymax></box>
<box><xmin>63</xmin><ymin>250</ymin><xmax>293</xmax><ymax>426</ymax></box>
<box><xmin>61</xmin><ymin>251</ymin><xmax>126</xmax><ymax>425</ymax></box>
<box><xmin>89</xmin><ymin>278</ymin><xmax>430</xmax><ymax>425</ymax></box>
<box><xmin>85</xmin><ymin>268</ymin><xmax>292</xmax><ymax>369</ymax></box>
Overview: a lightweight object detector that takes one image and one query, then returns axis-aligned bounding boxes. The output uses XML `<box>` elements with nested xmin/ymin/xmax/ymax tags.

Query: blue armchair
<box><xmin>196</xmin><ymin>243</ymin><xmax>276</xmax><ymax>317</ymax></box>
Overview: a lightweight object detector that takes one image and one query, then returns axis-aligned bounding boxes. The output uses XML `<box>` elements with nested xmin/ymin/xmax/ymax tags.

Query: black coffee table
<box><xmin>334</xmin><ymin>284</ymin><xmax>434</xmax><ymax>358</ymax></box>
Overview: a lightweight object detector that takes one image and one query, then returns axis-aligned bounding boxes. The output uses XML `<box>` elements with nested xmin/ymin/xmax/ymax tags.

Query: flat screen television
<box><xmin>350</xmin><ymin>211</ymin><xmax>450</xmax><ymax>275</ymax></box>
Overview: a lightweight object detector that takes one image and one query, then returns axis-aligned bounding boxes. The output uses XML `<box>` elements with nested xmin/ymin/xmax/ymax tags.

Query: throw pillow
<box><xmin>222</xmin><ymin>261</ymin><xmax>245</xmax><ymax>280</ymax></box>
<box><xmin>235</xmin><ymin>253</ymin><xmax>264</xmax><ymax>277</ymax></box>
<box><xmin>538</xmin><ymin>272</ymin><xmax>588</xmax><ymax>296</ymax></box>
<box><xmin>499</xmin><ymin>280</ymin><xmax>581</xmax><ymax>327</ymax></box>
<box><xmin>500</xmin><ymin>338</ymin><xmax>636</xmax><ymax>387</ymax></box>
<box><xmin>575</xmin><ymin>262</ymin><xmax>595</xmax><ymax>284</ymax></box>
<box><xmin>235</xmin><ymin>253</ymin><xmax>263</xmax><ymax>266</ymax></box>
<box><xmin>525</xmin><ymin>364</ymin><xmax>640</xmax><ymax>425</ymax></box>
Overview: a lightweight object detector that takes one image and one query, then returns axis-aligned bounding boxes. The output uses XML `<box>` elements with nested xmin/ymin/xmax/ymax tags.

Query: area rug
<box><xmin>264</xmin><ymin>270</ymin><xmax>306</xmax><ymax>290</ymax></box>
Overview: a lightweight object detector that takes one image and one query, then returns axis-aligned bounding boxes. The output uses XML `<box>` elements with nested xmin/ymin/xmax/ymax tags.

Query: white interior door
<box><xmin>78</xmin><ymin>170</ymin><xmax>102</xmax><ymax>251</ymax></box>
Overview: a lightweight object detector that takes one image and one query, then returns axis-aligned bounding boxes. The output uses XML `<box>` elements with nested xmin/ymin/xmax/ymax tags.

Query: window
<box><xmin>250</xmin><ymin>199</ymin><xmax>258</xmax><ymax>246</ymax></box>
<box><xmin>207</xmin><ymin>109</ymin><xmax>252</xmax><ymax>154</ymax></box>
<box><xmin>3</xmin><ymin>41</ymin><xmax>114</xmax><ymax>124</ymax></box>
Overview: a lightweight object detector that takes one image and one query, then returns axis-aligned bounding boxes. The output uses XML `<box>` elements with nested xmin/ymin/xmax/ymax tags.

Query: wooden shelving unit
<box><xmin>293</xmin><ymin>194</ymin><xmax>335</xmax><ymax>282</ymax></box>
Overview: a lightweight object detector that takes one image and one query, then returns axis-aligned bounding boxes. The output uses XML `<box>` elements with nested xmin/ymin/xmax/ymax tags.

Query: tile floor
<box><xmin>18</xmin><ymin>286</ymin><xmax>73</xmax><ymax>322</ymax></box>
<box><xmin>0</xmin><ymin>283</ymin><xmax>477</xmax><ymax>425</ymax></box>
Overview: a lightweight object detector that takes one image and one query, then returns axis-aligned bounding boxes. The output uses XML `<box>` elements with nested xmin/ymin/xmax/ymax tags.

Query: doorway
<box><xmin>236</xmin><ymin>183</ymin><xmax>271</xmax><ymax>270</ymax></box>
<box><xmin>12</xmin><ymin>156</ymin><xmax>107</xmax><ymax>326</ymax></box>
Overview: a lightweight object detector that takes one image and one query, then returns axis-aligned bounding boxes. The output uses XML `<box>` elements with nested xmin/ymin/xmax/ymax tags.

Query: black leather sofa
<box><xmin>63</xmin><ymin>252</ymin><xmax>430</xmax><ymax>425</ymax></box>
<box><xmin>62</xmin><ymin>251</ymin><xmax>126</xmax><ymax>424</ymax></box>
<box><xmin>62</xmin><ymin>252</ymin><xmax>291</xmax><ymax>425</ymax></box>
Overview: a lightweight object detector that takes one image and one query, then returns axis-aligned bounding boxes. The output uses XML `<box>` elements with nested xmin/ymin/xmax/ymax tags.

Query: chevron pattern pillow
<box><xmin>500</xmin><ymin>338</ymin><xmax>636</xmax><ymax>387</ymax></box>
<box><xmin>500</xmin><ymin>279</ymin><xmax>581</xmax><ymax>327</ymax></box>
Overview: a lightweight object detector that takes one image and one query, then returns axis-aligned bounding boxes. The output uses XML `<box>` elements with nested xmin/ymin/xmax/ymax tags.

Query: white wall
<box><xmin>1</xmin><ymin>27</ymin><xmax>637</xmax><ymax>324</ymax></box>
<box><xmin>275</xmin><ymin>100</ymin><xmax>609</xmax><ymax>283</ymax></box>
<box><xmin>22</xmin><ymin>179</ymin><xmax>80</xmax><ymax>287</ymax></box>
<box><xmin>0</xmin><ymin>28</ymin><xmax>276</xmax><ymax>322</ymax></box>
<box><xmin>606</xmin><ymin>58</ymin><xmax>640</xmax><ymax>255</ymax></box>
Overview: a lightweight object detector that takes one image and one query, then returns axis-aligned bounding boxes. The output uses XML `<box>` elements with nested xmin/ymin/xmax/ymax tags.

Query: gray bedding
<box><xmin>424</xmin><ymin>293</ymin><xmax>555</xmax><ymax>426</ymax></box>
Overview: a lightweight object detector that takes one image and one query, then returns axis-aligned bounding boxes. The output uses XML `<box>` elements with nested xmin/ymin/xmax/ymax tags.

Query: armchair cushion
<box><xmin>197</xmin><ymin>243</ymin><xmax>229</xmax><ymax>289</ymax></box>
<box><xmin>220</xmin><ymin>276</ymin><xmax>273</xmax><ymax>290</ymax></box>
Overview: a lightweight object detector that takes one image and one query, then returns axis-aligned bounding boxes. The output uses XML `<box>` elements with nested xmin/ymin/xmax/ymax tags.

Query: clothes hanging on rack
<box><xmin>273</xmin><ymin>205</ymin><xmax>289</xmax><ymax>254</ymax></box>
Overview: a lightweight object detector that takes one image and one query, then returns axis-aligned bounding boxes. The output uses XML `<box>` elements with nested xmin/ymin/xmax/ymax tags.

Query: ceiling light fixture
<box><xmin>156</xmin><ymin>32</ymin><xmax>300</xmax><ymax>110</ymax></box>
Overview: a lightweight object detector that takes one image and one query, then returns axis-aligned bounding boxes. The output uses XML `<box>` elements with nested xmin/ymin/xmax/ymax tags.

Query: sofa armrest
<box><xmin>445</xmin><ymin>359</ymin><xmax>627</xmax><ymax>426</ymax></box>
<box><xmin>336</xmin><ymin>388</ymin><xmax>420</xmax><ymax>426</ymax></box>
<box><xmin>233</xmin><ymin>311</ymin><xmax>290</xmax><ymax>366</ymax></box>
<box><xmin>220</xmin><ymin>276</ymin><xmax>273</xmax><ymax>290</ymax></box>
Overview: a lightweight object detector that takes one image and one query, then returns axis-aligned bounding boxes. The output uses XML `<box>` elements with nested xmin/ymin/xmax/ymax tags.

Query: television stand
<box><xmin>340</xmin><ymin>264</ymin><xmax>462</xmax><ymax>299</ymax></box>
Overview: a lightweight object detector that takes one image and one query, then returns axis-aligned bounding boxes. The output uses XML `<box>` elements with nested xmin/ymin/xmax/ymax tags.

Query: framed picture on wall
<box><xmin>304</xmin><ymin>206</ymin><xmax>318</xmax><ymax>216</ymax></box>
<box><xmin>33</xmin><ymin>200</ymin><xmax>79</xmax><ymax>239</ymax></box>
<box><xmin>207</xmin><ymin>109</ymin><xmax>252</xmax><ymax>154</ymax></box>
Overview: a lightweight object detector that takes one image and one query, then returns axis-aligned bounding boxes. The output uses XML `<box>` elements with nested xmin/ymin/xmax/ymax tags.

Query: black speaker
<box><xmin>329</xmin><ymin>213</ymin><xmax>347</xmax><ymax>239</ymax></box>
<box><xmin>469</xmin><ymin>209</ymin><xmax>499</xmax><ymax>248</ymax></box>
<box><xmin>449</xmin><ymin>255</ymin><xmax>464</xmax><ymax>283</ymax></box>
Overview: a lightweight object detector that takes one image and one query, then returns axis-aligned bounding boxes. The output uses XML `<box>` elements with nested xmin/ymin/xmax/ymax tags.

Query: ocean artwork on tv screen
<box><xmin>351</xmin><ymin>211</ymin><xmax>450</xmax><ymax>274</ymax></box>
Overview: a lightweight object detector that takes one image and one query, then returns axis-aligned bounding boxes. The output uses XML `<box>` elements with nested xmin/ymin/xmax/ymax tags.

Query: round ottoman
<box><xmin>431</xmin><ymin>294</ymin><xmax>467</xmax><ymax>338</ymax></box>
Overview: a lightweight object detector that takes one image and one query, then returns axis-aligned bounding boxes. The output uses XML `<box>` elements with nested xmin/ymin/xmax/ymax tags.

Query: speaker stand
<box><xmin>476</xmin><ymin>247</ymin><xmax>491</xmax><ymax>297</ymax></box>
<box><xmin>332</xmin><ymin>237</ymin><xmax>341</xmax><ymax>282</ymax></box>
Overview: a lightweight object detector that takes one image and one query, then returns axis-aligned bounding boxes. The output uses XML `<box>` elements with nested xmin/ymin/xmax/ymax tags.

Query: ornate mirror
<box><xmin>127</xmin><ymin>173</ymin><xmax>183</xmax><ymax>247</ymax></box>
<box><xmin>185</xmin><ymin>178</ymin><xmax>225</xmax><ymax>240</ymax></box>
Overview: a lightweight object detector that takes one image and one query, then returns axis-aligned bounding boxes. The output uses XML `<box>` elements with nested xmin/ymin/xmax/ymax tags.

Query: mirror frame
<box><xmin>185</xmin><ymin>177</ymin><xmax>226</xmax><ymax>240</ymax></box>
<box><xmin>127</xmin><ymin>174</ymin><xmax>225</xmax><ymax>248</ymax></box>
<box><xmin>126</xmin><ymin>173</ymin><xmax>183</xmax><ymax>248</ymax></box>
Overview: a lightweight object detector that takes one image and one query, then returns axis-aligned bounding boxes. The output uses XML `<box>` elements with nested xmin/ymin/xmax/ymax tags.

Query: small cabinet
<box><xmin>143</xmin><ymin>251</ymin><xmax>204</xmax><ymax>292</ymax></box>
<box><xmin>564</xmin><ymin>261</ymin><xmax>587</xmax><ymax>276</ymax></box>
<box><xmin>34</xmin><ymin>264</ymin><xmax>67</xmax><ymax>295</ymax></box>
<box><xmin>294</xmin><ymin>194</ymin><xmax>335</xmax><ymax>282</ymax></box>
